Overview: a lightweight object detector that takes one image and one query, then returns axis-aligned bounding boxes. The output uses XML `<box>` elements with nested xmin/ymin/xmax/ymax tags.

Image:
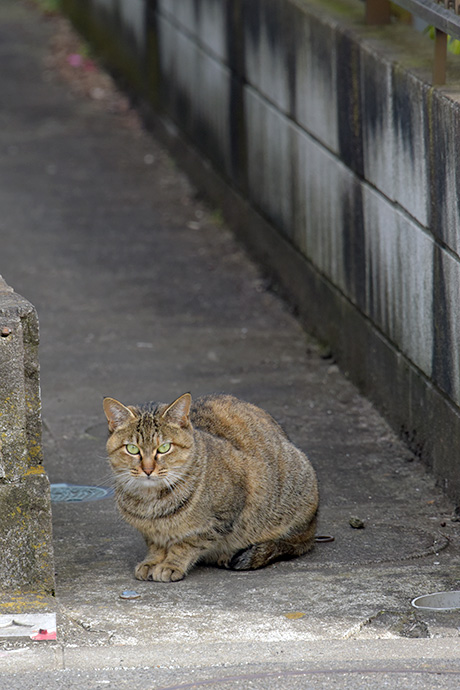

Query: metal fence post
<box><xmin>366</xmin><ymin>0</ymin><xmax>391</xmax><ymax>24</ymax></box>
<box><xmin>433</xmin><ymin>28</ymin><xmax>448</xmax><ymax>84</ymax></box>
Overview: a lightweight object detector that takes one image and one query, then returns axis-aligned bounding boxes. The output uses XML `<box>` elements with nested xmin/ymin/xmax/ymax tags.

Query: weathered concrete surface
<box><xmin>0</xmin><ymin>277</ymin><xmax>54</xmax><ymax>592</ymax></box>
<box><xmin>1</xmin><ymin>1</ymin><xmax>460</xmax><ymax>686</ymax></box>
<box><xmin>61</xmin><ymin>0</ymin><xmax>460</xmax><ymax>502</ymax></box>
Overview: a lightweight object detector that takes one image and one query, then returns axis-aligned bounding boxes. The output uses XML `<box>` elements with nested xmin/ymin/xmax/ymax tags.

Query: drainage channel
<box><xmin>50</xmin><ymin>483</ymin><xmax>114</xmax><ymax>502</ymax></box>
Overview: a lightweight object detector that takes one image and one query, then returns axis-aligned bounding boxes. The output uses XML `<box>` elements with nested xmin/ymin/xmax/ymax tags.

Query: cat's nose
<box><xmin>143</xmin><ymin>468</ymin><xmax>154</xmax><ymax>476</ymax></box>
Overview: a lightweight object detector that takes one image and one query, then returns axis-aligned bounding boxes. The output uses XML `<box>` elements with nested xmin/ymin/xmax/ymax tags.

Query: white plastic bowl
<box><xmin>411</xmin><ymin>591</ymin><xmax>460</xmax><ymax>611</ymax></box>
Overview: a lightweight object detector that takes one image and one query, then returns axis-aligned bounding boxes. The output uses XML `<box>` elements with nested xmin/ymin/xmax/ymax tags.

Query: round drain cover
<box><xmin>50</xmin><ymin>483</ymin><xmax>114</xmax><ymax>502</ymax></box>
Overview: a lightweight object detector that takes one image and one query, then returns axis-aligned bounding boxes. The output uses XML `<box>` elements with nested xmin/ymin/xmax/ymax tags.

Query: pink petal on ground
<box><xmin>67</xmin><ymin>53</ymin><xmax>83</xmax><ymax>67</ymax></box>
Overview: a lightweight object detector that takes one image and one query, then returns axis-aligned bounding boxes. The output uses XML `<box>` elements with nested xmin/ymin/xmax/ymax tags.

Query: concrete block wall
<box><xmin>0</xmin><ymin>277</ymin><xmax>54</xmax><ymax>592</ymax></box>
<box><xmin>62</xmin><ymin>0</ymin><xmax>460</xmax><ymax>499</ymax></box>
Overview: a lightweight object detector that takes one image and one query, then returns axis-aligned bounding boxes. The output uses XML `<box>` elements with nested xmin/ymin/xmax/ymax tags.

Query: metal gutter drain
<box><xmin>50</xmin><ymin>483</ymin><xmax>114</xmax><ymax>502</ymax></box>
<box><xmin>412</xmin><ymin>591</ymin><xmax>460</xmax><ymax>611</ymax></box>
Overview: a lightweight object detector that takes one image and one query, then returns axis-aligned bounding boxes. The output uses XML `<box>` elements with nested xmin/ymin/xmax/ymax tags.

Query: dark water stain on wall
<box><xmin>226</xmin><ymin>0</ymin><xmax>248</xmax><ymax>192</ymax></box>
<box><xmin>431</xmin><ymin>244</ymin><xmax>454</xmax><ymax>399</ymax></box>
<box><xmin>336</xmin><ymin>31</ymin><xmax>363</xmax><ymax>177</ymax></box>
<box><xmin>428</xmin><ymin>88</ymin><xmax>452</xmax><ymax>249</ymax></box>
<box><xmin>342</xmin><ymin>178</ymin><xmax>366</xmax><ymax>311</ymax></box>
<box><xmin>145</xmin><ymin>0</ymin><xmax>161</xmax><ymax>110</ymax></box>
<box><xmin>243</xmin><ymin>0</ymin><xmax>298</xmax><ymax>116</ymax></box>
<box><xmin>280</xmin><ymin>1</ymin><xmax>300</xmax><ymax>117</ymax></box>
<box><xmin>392</xmin><ymin>68</ymin><xmax>423</xmax><ymax>170</ymax></box>
<box><xmin>361</xmin><ymin>47</ymin><xmax>391</xmax><ymax>169</ymax></box>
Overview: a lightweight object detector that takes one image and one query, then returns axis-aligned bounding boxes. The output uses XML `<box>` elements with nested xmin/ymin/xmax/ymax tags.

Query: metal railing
<box><xmin>366</xmin><ymin>0</ymin><xmax>460</xmax><ymax>83</ymax></box>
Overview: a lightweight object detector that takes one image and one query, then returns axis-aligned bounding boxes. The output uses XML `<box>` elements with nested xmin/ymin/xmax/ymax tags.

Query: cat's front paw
<box><xmin>135</xmin><ymin>561</ymin><xmax>185</xmax><ymax>582</ymax></box>
<box><xmin>154</xmin><ymin>565</ymin><xmax>185</xmax><ymax>582</ymax></box>
<box><xmin>135</xmin><ymin>561</ymin><xmax>154</xmax><ymax>581</ymax></box>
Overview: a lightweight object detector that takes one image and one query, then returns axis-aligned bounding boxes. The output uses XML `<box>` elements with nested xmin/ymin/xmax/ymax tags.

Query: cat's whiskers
<box><xmin>114</xmin><ymin>468</ymin><xmax>141</xmax><ymax>492</ymax></box>
<box><xmin>98</xmin><ymin>466</ymin><xmax>118</xmax><ymax>487</ymax></box>
<box><xmin>159</xmin><ymin>468</ymin><xmax>190</xmax><ymax>495</ymax></box>
<box><xmin>159</xmin><ymin>474</ymin><xmax>176</xmax><ymax>493</ymax></box>
<box><xmin>114</xmin><ymin>464</ymin><xmax>174</xmax><ymax>494</ymax></box>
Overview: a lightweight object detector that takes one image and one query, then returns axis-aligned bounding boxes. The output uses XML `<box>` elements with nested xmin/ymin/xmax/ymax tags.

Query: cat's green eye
<box><xmin>126</xmin><ymin>443</ymin><xmax>140</xmax><ymax>455</ymax></box>
<box><xmin>157</xmin><ymin>442</ymin><xmax>171</xmax><ymax>454</ymax></box>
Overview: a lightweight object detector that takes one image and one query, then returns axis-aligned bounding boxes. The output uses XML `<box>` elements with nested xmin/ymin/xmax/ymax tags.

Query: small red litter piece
<box><xmin>31</xmin><ymin>629</ymin><xmax>57</xmax><ymax>641</ymax></box>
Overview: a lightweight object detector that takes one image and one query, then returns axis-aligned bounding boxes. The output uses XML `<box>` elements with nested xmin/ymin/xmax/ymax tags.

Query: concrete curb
<box><xmin>0</xmin><ymin>277</ymin><xmax>54</xmax><ymax>593</ymax></box>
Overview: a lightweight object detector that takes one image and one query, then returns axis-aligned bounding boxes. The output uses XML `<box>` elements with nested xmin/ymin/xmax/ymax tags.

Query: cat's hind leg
<box><xmin>227</xmin><ymin>542</ymin><xmax>288</xmax><ymax>570</ymax></box>
<box><xmin>228</xmin><ymin>517</ymin><xmax>317</xmax><ymax>570</ymax></box>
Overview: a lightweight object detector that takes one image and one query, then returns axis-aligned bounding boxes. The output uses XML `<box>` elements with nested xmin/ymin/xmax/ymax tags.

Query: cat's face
<box><xmin>103</xmin><ymin>394</ymin><xmax>193</xmax><ymax>492</ymax></box>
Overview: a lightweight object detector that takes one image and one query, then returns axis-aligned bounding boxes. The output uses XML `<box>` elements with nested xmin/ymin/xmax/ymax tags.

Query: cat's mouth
<box><xmin>118</xmin><ymin>473</ymin><xmax>164</xmax><ymax>490</ymax></box>
<box><xmin>137</xmin><ymin>474</ymin><xmax>161</xmax><ymax>484</ymax></box>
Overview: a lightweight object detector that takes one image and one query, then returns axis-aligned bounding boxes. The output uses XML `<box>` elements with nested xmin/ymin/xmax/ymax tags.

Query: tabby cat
<box><xmin>103</xmin><ymin>393</ymin><xmax>318</xmax><ymax>582</ymax></box>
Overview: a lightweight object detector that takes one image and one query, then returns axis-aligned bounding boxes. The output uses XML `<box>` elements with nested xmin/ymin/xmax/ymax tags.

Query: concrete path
<box><xmin>1</xmin><ymin>1</ymin><xmax>460</xmax><ymax>687</ymax></box>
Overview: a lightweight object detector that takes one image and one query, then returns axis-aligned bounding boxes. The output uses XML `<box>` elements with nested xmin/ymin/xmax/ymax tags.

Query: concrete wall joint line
<box><xmin>156</xmin><ymin>4</ymin><xmax>231</xmax><ymax>72</ymax></box>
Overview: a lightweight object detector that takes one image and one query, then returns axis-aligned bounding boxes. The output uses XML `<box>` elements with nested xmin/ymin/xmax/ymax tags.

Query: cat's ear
<box><xmin>162</xmin><ymin>393</ymin><xmax>191</xmax><ymax>428</ymax></box>
<box><xmin>103</xmin><ymin>397</ymin><xmax>136</xmax><ymax>432</ymax></box>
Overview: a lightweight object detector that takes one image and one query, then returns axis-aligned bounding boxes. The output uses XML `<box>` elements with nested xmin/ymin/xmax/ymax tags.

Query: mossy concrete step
<box><xmin>0</xmin><ymin>277</ymin><xmax>54</xmax><ymax>593</ymax></box>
